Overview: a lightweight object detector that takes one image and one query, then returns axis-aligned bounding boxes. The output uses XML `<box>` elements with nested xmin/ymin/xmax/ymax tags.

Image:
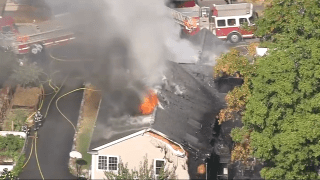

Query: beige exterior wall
<box><xmin>91</xmin><ymin>133</ymin><xmax>189</xmax><ymax>179</ymax></box>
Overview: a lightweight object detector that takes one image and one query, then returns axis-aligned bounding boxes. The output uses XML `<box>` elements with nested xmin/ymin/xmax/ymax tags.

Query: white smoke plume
<box><xmin>104</xmin><ymin>0</ymin><xmax>199</xmax><ymax>86</ymax></box>
<box><xmin>47</xmin><ymin>0</ymin><xmax>198</xmax><ymax>88</ymax></box>
<box><xmin>43</xmin><ymin>0</ymin><xmax>204</xmax><ymax>115</ymax></box>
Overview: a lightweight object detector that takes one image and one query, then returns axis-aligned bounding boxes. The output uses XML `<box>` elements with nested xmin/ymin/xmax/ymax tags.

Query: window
<box><xmin>98</xmin><ymin>156</ymin><xmax>108</xmax><ymax>170</ymax></box>
<box><xmin>223</xmin><ymin>168</ymin><xmax>228</xmax><ymax>175</ymax></box>
<box><xmin>98</xmin><ymin>156</ymin><xmax>119</xmax><ymax>171</ymax></box>
<box><xmin>217</xmin><ymin>20</ymin><xmax>226</xmax><ymax>27</ymax></box>
<box><xmin>227</xmin><ymin>19</ymin><xmax>236</xmax><ymax>26</ymax></box>
<box><xmin>154</xmin><ymin>159</ymin><xmax>165</xmax><ymax>175</ymax></box>
<box><xmin>239</xmin><ymin>18</ymin><xmax>248</xmax><ymax>25</ymax></box>
<box><xmin>109</xmin><ymin>157</ymin><xmax>118</xmax><ymax>170</ymax></box>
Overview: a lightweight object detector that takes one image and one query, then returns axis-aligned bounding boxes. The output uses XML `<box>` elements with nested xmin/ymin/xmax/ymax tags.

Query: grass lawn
<box><xmin>75</xmin><ymin>85</ymin><xmax>101</xmax><ymax>171</ymax></box>
<box><xmin>2</xmin><ymin>109</ymin><xmax>32</xmax><ymax>131</ymax></box>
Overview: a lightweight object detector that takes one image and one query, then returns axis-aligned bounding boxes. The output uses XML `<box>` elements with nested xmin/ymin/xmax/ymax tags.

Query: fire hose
<box><xmin>55</xmin><ymin>87</ymin><xmax>100</xmax><ymax>133</ymax></box>
<box><xmin>35</xmin><ymin>132</ymin><xmax>44</xmax><ymax>180</ymax></box>
<box><xmin>44</xmin><ymin>76</ymin><xmax>68</xmax><ymax>119</ymax></box>
<box><xmin>21</xmin><ymin>75</ymin><xmax>63</xmax><ymax>179</ymax></box>
<box><xmin>31</xmin><ymin>77</ymin><xmax>65</xmax><ymax>180</ymax></box>
<box><xmin>21</xmin><ymin>134</ymin><xmax>44</xmax><ymax>180</ymax></box>
<box><xmin>22</xmin><ymin>138</ymin><xmax>33</xmax><ymax>169</ymax></box>
<box><xmin>49</xmin><ymin>51</ymin><xmax>93</xmax><ymax>62</ymax></box>
<box><xmin>22</xmin><ymin>87</ymin><xmax>46</xmax><ymax>180</ymax></box>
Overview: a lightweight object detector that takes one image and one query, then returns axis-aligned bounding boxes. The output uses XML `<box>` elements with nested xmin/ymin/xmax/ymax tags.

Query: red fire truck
<box><xmin>0</xmin><ymin>16</ymin><xmax>74</xmax><ymax>55</ymax></box>
<box><xmin>170</xmin><ymin>3</ymin><xmax>257</xmax><ymax>43</ymax></box>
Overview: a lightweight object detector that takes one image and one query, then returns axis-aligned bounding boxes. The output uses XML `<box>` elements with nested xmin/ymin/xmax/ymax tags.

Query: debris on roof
<box><xmin>89</xmin><ymin>61</ymin><xmax>226</xmax><ymax>179</ymax></box>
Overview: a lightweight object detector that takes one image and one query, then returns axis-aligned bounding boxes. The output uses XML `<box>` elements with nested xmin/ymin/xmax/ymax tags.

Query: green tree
<box><xmin>214</xmin><ymin>48</ymin><xmax>257</xmax><ymax>124</ymax></box>
<box><xmin>242</xmin><ymin>0</ymin><xmax>320</xmax><ymax>179</ymax></box>
<box><xmin>255</xmin><ymin>0</ymin><xmax>320</xmax><ymax>43</ymax></box>
<box><xmin>10</xmin><ymin>63</ymin><xmax>43</xmax><ymax>87</ymax></box>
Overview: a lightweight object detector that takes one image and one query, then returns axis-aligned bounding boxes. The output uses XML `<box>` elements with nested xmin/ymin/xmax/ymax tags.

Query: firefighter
<box><xmin>36</xmin><ymin>111</ymin><xmax>43</xmax><ymax>119</ymax></box>
<box><xmin>33</xmin><ymin>115</ymin><xmax>40</xmax><ymax>131</ymax></box>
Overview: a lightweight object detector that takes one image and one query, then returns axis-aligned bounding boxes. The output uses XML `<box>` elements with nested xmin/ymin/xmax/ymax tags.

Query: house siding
<box><xmin>91</xmin><ymin>134</ymin><xmax>189</xmax><ymax>179</ymax></box>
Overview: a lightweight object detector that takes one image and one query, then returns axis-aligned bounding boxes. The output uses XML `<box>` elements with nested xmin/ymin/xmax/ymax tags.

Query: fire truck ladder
<box><xmin>169</xmin><ymin>8</ymin><xmax>198</xmax><ymax>30</ymax></box>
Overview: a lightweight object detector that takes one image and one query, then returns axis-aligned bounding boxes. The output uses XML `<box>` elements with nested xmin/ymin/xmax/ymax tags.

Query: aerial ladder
<box><xmin>168</xmin><ymin>7</ymin><xmax>199</xmax><ymax>33</ymax></box>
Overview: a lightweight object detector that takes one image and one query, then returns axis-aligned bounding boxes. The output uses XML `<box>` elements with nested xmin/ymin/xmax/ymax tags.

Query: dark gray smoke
<box><xmin>43</xmin><ymin>0</ymin><xmax>201</xmax><ymax>116</ymax></box>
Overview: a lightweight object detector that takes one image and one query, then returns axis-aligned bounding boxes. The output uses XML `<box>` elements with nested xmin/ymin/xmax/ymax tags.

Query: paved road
<box><xmin>19</xmin><ymin>58</ymin><xmax>84</xmax><ymax>179</ymax></box>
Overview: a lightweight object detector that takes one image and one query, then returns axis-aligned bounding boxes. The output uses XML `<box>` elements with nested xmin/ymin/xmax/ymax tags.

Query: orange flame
<box><xmin>183</xmin><ymin>18</ymin><xmax>198</xmax><ymax>30</ymax></box>
<box><xmin>139</xmin><ymin>90</ymin><xmax>158</xmax><ymax>115</ymax></box>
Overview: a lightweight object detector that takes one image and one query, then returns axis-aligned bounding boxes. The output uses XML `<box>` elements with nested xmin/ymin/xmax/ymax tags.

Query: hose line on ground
<box><xmin>35</xmin><ymin>132</ymin><xmax>44</xmax><ymax>180</ymax></box>
<box><xmin>38</xmin><ymin>84</ymin><xmax>45</xmax><ymax>111</ymax></box>
<box><xmin>49</xmin><ymin>51</ymin><xmax>93</xmax><ymax>62</ymax></box>
<box><xmin>22</xmin><ymin>138</ymin><xmax>34</xmax><ymax>168</ymax></box>
<box><xmin>55</xmin><ymin>88</ymin><xmax>100</xmax><ymax>133</ymax></box>
<box><xmin>44</xmin><ymin>75</ymin><xmax>68</xmax><ymax>118</ymax></box>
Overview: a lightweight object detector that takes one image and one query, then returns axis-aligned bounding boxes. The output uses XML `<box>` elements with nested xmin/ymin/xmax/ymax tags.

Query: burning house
<box><xmin>88</xmin><ymin>61</ymin><xmax>226</xmax><ymax>179</ymax></box>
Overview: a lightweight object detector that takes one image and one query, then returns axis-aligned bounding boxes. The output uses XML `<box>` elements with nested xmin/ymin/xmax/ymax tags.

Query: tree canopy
<box><xmin>10</xmin><ymin>63</ymin><xmax>43</xmax><ymax>87</ymax></box>
<box><xmin>255</xmin><ymin>0</ymin><xmax>320</xmax><ymax>43</ymax></box>
<box><xmin>241</xmin><ymin>0</ymin><xmax>320</xmax><ymax>179</ymax></box>
<box><xmin>214</xmin><ymin>48</ymin><xmax>257</xmax><ymax>124</ymax></box>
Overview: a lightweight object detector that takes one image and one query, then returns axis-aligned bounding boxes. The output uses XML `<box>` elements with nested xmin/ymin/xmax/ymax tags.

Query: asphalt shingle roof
<box><xmin>89</xmin><ymin>60</ymin><xmax>227</xmax><ymax>179</ymax></box>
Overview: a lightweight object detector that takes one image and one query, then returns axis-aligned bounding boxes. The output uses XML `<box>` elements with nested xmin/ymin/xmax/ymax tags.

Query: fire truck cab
<box><xmin>200</xmin><ymin>3</ymin><xmax>256</xmax><ymax>43</ymax></box>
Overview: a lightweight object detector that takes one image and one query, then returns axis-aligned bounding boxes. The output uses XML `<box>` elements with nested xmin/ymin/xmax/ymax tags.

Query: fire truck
<box><xmin>170</xmin><ymin>3</ymin><xmax>257</xmax><ymax>43</ymax></box>
<box><xmin>0</xmin><ymin>16</ymin><xmax>74</xmax><ymax>55</ymax></box>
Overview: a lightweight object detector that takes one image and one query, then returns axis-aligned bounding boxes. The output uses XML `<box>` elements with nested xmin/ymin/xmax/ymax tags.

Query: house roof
<box><xmin>89</xmin><ymin>61</ymin><xmax>224</xmax><ymax>150</ymax></box>
<box><xmin>152</xmin><ymin>61</ymin><xmax>224</xmax><ymax>153</ymax></box>
<box><xmin>88</xmin><ymin>109</ymin><xmax>151</xmax><ymax>151</ymax></box>
<box><xmin>89</xmin><ymin>61</ymin><xmax>226</xmax><ymax>178</ymax></box>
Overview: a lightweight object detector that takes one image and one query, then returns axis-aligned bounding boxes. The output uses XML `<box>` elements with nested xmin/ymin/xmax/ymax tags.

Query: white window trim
<box><xmin>216</xmin><ymin>19</ymin><xmax>226</xmax><ymax>28</ymax></box>
<box><xmin>91</xmin><ymin>154</ymin><xmax>96</xmax><ymax>179</ymax></box>
<box><xmin>154</xmin><ymin>159</ymin><xmax>166</xmax><ymax>178</ymax></box>
<box><xmin>215</xmin><ymin>15</ymin><xmax>253</xmax><ymax>27</ymax></box>
<box><xmin>226</xmin><ymin>18</ymin><xmax>238</xmax><ymax>27</ymax></box>
<box><xmin>239</xmin><ymin>18</ymin><xmax>248</xmax><ymax>26</ymax></box>
<box><xmin>97</xmin><ymin>155</ymin><xmax>120</xmax><ymax>173</ymax></box>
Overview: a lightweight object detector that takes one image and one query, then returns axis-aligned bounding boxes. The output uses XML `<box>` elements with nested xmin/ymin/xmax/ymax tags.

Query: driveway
<box><xmin>19</xmin><ymin>60</ymin><xmax>84</xmax><ymax>179</ymax></box>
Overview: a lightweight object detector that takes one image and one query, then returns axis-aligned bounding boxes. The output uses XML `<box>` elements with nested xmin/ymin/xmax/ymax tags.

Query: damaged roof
<box><xmin>89</xmin><ymin>61</ymin><xmax>226</xmax><ymax>178</ymax></box>
<box><xmin>152</xmin><ymin>61</ymin><xmax>224</xmax><ymax>154</ymax></box>
<box><xmin>89</xmin><ymin>61</ymin><xmax>224</xmax><ymax>151</ymax></box>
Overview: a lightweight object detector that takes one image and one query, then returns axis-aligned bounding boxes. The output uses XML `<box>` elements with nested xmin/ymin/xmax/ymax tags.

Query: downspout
<box><xmin>206</xmin><ymin>162</ymin><xmax>208</xmax><ymax>180</ymax></box>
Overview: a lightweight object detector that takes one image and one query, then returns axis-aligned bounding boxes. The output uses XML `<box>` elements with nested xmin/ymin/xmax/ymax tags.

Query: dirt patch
<box><xmin>78</xmin><ymin>86</ymin><xmax>101</xmax><ymax>135</ymax></box>
<box><xmin>69</xmin><ymin>84</ymin><xmax>101</xmax><ymax>178</ymax></box>
<box><xmin>0</xmin><ymin>87</ymin><xmax>12</xmax><ymax>125</ymax></box>
<box><xmin>12</xmin><ymin>85</ymin><xmax>41</xmax><ymax>109</ymax></box>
